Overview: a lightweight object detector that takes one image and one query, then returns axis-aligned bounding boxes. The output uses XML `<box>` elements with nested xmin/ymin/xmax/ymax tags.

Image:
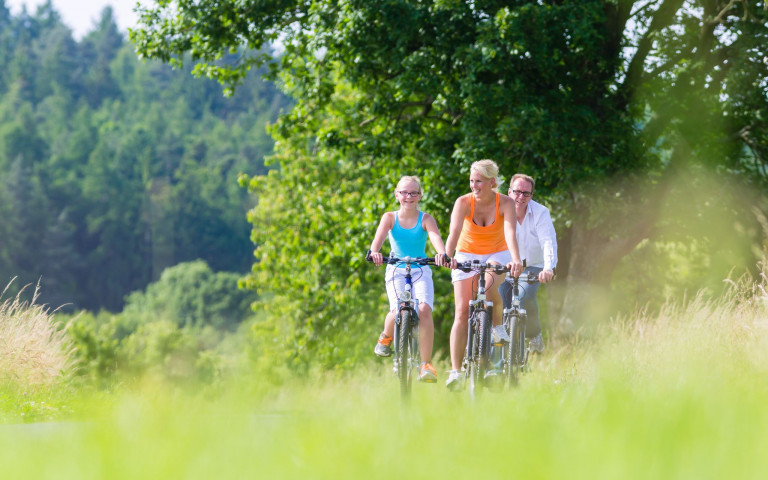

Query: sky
<box><xmin>6</xmin><ymin>0</ymin><xmax>140</xmax><ymax>39</ymax></box>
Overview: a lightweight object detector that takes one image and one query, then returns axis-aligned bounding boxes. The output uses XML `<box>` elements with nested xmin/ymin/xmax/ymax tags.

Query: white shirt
<box><xmin>516</xmin><ymin>200</ymin><xmax>557</xmax><ymax>271</ymax></box>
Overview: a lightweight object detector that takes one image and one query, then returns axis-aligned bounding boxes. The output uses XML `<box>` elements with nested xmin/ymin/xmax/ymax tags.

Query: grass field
<box><xmin>1</xmin><ymin>279</ymin><xmax>767</xmax><ymax>479</ymax></box>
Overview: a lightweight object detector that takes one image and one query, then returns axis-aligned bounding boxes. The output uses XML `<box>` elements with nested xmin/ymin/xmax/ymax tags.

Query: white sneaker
<box><xmin>529</xmin><ymin>333</ymin><xmax>545</xmax><ymax>353</ymax></box>
<box><xmin>445</xmin><ymin>370</ymin><xmax>463</xmax><ymax>390</ymax></box>
<box><xmin>492</xmin><ymin>325</ymin><xmax>511</xmax><ymax>344</ymax></box>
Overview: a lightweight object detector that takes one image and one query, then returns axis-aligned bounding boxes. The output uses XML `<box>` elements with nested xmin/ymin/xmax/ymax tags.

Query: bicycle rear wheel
<box><xmin>397</xmin><ymin>308</ymin><xmax>412</xmax><ymax>398</ymax></box>
<box><xmin>518</xmin><ymin>315</ymin><xmax>529</xmax><ymax>372</ymax></box>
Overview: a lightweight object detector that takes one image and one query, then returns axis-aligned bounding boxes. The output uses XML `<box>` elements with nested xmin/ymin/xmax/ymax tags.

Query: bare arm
<box><xmin>499</xmin><ymin>195</ymin><xmax>523</xmax><ymax>276</ymax></box>
<box><xmin>369</xmin><ymin>212</ymin><xmax>394</xmax><ymax>266</ymax></box>
<box><xmin>422</xmin><ymin>213</ymin><xmax>447</xmax><ymax>266</ymax></box>
<box><xmin>444</xmin><ymin>195</ymin><xmax>469</xmax><ymax>259</ymax></box>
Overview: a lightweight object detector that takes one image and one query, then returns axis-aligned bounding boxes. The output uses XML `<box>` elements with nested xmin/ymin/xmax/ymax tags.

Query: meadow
<box><xmin>1</xmin><ymin>272</ymin><xmax>767</xmax><ymax>479</ymax></box>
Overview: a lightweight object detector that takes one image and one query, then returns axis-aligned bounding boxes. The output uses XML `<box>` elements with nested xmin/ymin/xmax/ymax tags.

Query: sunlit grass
<box><xmin>1</xmin><ymin>270</ymin><xmax>767</xmax><ymax>479</ymax></box>
<box><xmin>0</xmin><ymin>280</ymin><xmax>73</xmax><ymax>387</ymax></box>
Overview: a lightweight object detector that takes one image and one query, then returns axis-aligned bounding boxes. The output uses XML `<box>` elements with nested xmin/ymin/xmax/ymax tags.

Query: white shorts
<box><xmin>451</xmin><ymin>250</ymin><xmax>512</xmax><ymax>283</ymax></box>
<box><xmin>385</xmin><ymin>264</ymin><xmax>434</xmax><ymax>312</ymax></box>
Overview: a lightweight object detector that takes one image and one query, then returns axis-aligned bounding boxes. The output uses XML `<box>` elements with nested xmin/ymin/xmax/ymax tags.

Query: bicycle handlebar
<box><xmin>507</xmin><ymin>271</ymin><xmax>540</xmax><ymax>283</ymax></box>
<box><xmin>506</xmin><ymin>267</ymin><xmax>557</xmax><ymax>284</ymax></box>
<box><xmin>455</xmin><ymin>260</ymin><xmax>510</xmax><ymax>275</ymax></box>
<box><xmin>365</xmin><ymin>250</ymin><xmax>437</xmax><ymax>266</ymax></box>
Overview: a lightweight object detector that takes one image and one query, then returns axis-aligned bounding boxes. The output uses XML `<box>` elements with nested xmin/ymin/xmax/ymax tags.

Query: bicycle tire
<box><xmin>467</xmin><ymin>312</ymin><xmax>480</xmax><ymax>395</ymax></box>
<box><xmin>476</xmin><ymin>309</ymin><xmax>492</xmax><ymax>380</ymax></box>
<box><xmin>506</xmin><ymin>314</ymin><xmax>521</xmax><ymax>386</ymax></box>
<box><xmin>518</xmin><ymin>314</ymin><xmax>529</xmax><ymax>372</ymax></box>
<box><xmin>398</xmin><ymin>308</ymin><xmax>412</xmax><ymax>398</ymax></box>
<box><xmin>410</xmin><ymin>316</ymin><xmax>420</xmax><ymax>382</ymax></box>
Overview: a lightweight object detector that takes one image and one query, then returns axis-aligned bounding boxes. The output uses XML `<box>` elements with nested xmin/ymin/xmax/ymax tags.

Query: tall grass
<box><xmin>0</xmin><ymin>269</ymin><xmax>766</xmax><ymax>478</ymax></box>
<box><xmin>0</xmin><ymin>281</ymin><xmax>73</xmax><ymax>386</ymax></box>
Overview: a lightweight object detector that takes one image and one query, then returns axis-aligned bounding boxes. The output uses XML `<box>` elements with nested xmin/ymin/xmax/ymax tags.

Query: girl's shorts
<box><xmin>450</xmin><ymin>250</ymin><xmax>512</xmax><ymax>283</ymax></box>
<box><xmin>385</xmin><ymin>264</ymin><xmax>434</xmax><ymax>312</ymax></box>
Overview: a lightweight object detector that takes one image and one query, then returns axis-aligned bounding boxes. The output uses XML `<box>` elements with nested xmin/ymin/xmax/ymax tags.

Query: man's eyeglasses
<box><xmin>510</xmin><ymin>189</ymin><xmax>533</xmax><ymax>198</ymax></box>
<box><xmin>398</xmin><ymin>191</ymin><xmax>421</xmax><ymax>198</ymax></box>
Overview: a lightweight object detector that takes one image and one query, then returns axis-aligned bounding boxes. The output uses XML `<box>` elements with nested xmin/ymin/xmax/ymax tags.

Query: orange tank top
<box><xmin>456</xmin><ymin>193</ymin><xmax>507</xmax><ymax>254</ymax></box>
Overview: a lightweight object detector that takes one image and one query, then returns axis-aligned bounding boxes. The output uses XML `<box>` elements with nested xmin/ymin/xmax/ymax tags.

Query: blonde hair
<box><xmin>470</xmin><ymin>159</ymin><xmax>502</xmax><ymax>191</ymax></box>
<box><xmin>396</xmin><ymin>175</ymin><xmax>422</xmax><ymax>193</ymax></box>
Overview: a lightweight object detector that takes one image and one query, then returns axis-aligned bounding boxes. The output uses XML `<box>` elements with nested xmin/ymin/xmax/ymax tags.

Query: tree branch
<box><xmin>645</xmin><ymin>44</ymin><xmax>695</xmax><ymax>78</ymax></box>
<box><xmin>359</xmin><ymin>116</ymin><xmax>377</xmax><ymax>128</ymax></box>
<box><xmin>629</xmin><ymin>0</ymin><xmax>663</xmax><ymax>21</ymax></box>
<box><xmin>739</xmin><ymin>126</ymin><xmax>768</xmax><ymax>179</ymax></box>
<box><xmin>707</xmin><ymin>0</ymin><xmax>739</xmax><ymax>25</ymax></box>
<box><xmin>621</xmin><ymin>0</ymin><xmax>686</xmax><ymax>103</ymax></box>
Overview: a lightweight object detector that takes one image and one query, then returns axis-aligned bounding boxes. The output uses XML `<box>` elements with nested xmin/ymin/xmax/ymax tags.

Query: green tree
<box><xmin>0</xmin><ymin>158</ymin><xmax>49</xmax><ymax>294</ymax></box>
<box><xmin>132</xmin><ymin>1</ymin><xmax>768</xmax><ymax>348</ymax></box>
<box><xmin>78</xmin><ymin>7</ymin><xmax>124</xmax><ymax>107</ymax></box>
<box><xmin>0</xmin><ymin>3</ymin><xmax>288</xmax><ymax>313</ymax></box>
<box><xmin>0</xmin><ymin>1</ymin><xmax>13</xmax><ymax>94</ymax></box>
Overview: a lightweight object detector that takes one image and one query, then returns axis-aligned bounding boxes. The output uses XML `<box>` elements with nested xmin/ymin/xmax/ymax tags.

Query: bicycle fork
<box><xmin>393</xmin><ymin>279</ymin><xmax>419</xmax><ymax>374</ymax></box>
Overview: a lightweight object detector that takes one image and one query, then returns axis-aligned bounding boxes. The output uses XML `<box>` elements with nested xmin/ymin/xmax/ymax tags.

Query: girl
<box><xmin>369</xmin><ymin>176</ymin><xmax>448</xmax><ymax>382</ymax></box>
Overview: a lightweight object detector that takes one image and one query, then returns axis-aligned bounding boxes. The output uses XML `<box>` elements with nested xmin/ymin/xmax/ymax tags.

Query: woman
<box><xmin>444</xmin><ymin>160</ymin><xmax>523</xmax><ymax>389</ymax></box>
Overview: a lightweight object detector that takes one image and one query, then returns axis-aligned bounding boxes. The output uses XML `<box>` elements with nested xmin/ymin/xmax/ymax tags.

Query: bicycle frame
<box><xmin>501</xmin><ymin>271</ymin><xmax>539</xmax><ymax>386</ymax></box>
<box><xmin>456</xmin><ymin>260</ymin><xmax>509</xmax><ymax>395</ymax></box>
<box><xmin>392</xmin><ymin>259</ymin><xmax>420</xmax><ymax>398</ymax></box>
<box><xmin>367</xmin><ymin>251</ymin><xmax>435</xmax><ymax>399</ymax></box>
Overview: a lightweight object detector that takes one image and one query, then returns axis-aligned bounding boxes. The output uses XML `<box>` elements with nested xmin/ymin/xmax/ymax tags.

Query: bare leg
<box><xmin>486</xmin><ymin>270</ymin><xmax>507</xmax><ymax>327</ymax></box>
<box><xmin>418</xmin><ymin>303</ymin><xmax>434</xmax><ymax>364</ymax></box>
<box><xmin>450</xmin><ymin>277</ymin><xmax>474</xmax><ymax>371</ymax></box>
<box><xmin>382</xmin><ymin>310</ymin><xmax>395</xmax><ymax>337</ymax></box>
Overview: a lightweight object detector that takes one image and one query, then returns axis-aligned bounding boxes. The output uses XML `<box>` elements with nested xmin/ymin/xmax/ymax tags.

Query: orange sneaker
<box><xmin>418</xmin><ymin>362</ymin><xmax>437</xmax><ymax>383</ymax></box>
<box><xmin>374</xmin><ymin>333</ymin><xmax>392</xmax><ymax>357</ymax></box>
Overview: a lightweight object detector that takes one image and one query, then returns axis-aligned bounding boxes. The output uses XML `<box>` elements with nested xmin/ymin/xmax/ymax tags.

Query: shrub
<box><xmin>122</xmin><ymin>260</ymin><xmax>255</xmax><ymax>330</ymax></box>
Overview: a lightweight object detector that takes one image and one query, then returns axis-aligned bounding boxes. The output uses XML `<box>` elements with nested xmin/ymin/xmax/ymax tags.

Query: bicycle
<box><xmin>455</xmin><ymin>259</ymin><xmax>510</xmax><ymax>396</ymax></box>
<box><xmin>500</xmin><ymin>270</ymin><xmax>541</xmax><ymax>386</ymax></box>
<box><xmin>366</xmin><ymin>250</ymin><xmax>436</xmax><ymax>398</ymax></box>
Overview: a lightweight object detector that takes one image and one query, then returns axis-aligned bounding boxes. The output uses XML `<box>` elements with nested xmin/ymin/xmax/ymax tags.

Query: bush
<box><xmin>66</xmin><ymin>311</ymin><xmax>125</xmax><ymax>382</ymax></box>
<box><xmin>65</xmin><ymin>261</ymin><xmax>256</xmax><ymax>385</ymax></box>
<box><xmin>123</xmin><ymin>260</ymin><xmax>255</xmax><ymax>330</ymax></box>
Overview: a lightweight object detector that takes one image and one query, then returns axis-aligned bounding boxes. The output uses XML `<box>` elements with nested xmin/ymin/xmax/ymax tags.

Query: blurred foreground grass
<box><xmin>1</xmin><ymin>274</ymin><xmax>767</xmax><ymax>479</ymax></box>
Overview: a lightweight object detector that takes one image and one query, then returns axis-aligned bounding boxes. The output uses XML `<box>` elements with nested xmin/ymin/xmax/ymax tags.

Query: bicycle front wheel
<box><xmin>476</xmin><ymin>309</ymin><xmax>492</xmax><ymax>378</ymax></box>
<box><xmin>397</xmin><ymin>308</ymin><xmax>412</xmax><ymax>398</ymax></box>
<box><xmin>506</xmin><ymin>314</ymin><xmax>521</xmax><ymax>386</ymax></box>
<box><xmin>466</xmin><ymin>313</ymin><xmax>480</xmax><ymax>395</ymax></box>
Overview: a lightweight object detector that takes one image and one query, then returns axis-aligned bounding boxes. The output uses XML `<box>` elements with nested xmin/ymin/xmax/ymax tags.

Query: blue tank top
<box><xmin>389</xmin><ymin>211</ymin><xmax>428</xmax><ymax>267</ymax></box>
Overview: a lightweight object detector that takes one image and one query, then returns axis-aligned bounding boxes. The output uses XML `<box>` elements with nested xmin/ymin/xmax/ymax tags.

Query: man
<box><xmin>501</xmin><ymin>173</ymin><xmax>557</xmax><ymax>353</ymax></box>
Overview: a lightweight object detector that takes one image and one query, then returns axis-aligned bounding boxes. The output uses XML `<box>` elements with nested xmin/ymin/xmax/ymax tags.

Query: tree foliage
<box><xmin>132</xmin><ymin>1</ymin><xmax>768</xmax><ymax>368</ymax></box>
<box><xmin>123</xmin><ymin>260</ymin><xmax>255</xmax><ymax>331</ymax></box>
<box><xmin>0</xmin><ymin>2</ymin><xmax>291</xmax><ymax>311</ymax></box>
